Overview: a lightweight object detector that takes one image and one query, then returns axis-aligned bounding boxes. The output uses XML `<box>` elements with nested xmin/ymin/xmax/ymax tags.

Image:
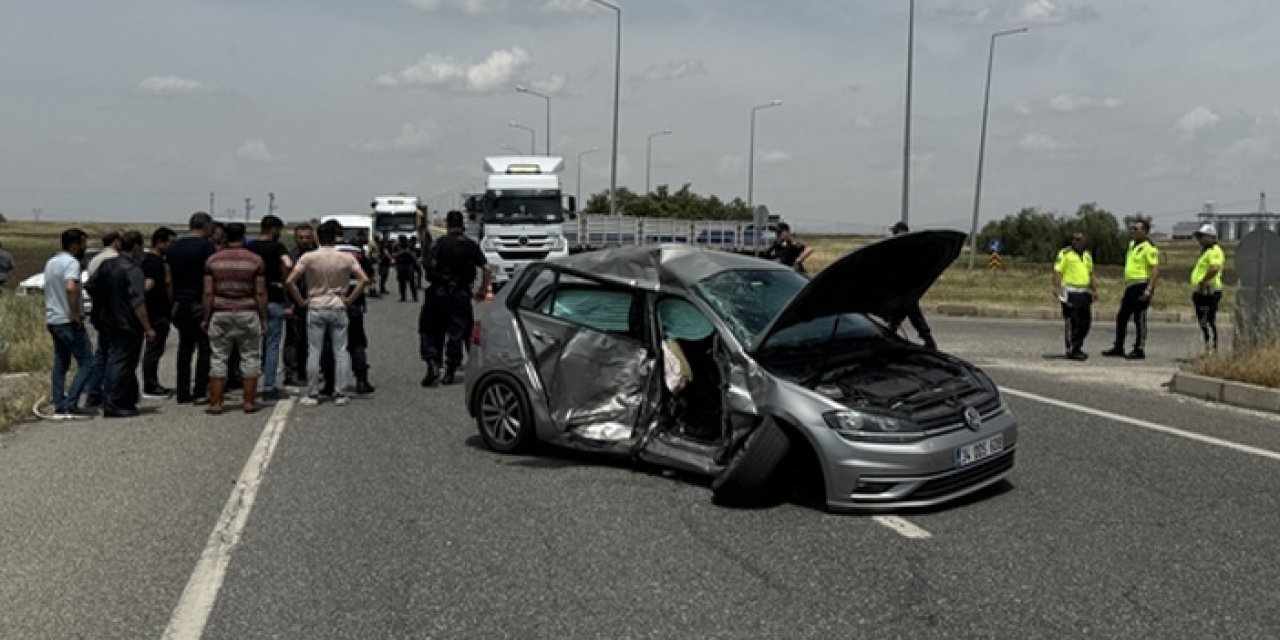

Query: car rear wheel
<box><xmin>476</xmin><ymin>378</ymin><xmax>535</xmax><ymax>453</ymax></box>
<box><xmin>711</xmin><ymin>418</ymin><xmax>791</xmax><ymax>507</ymax></box>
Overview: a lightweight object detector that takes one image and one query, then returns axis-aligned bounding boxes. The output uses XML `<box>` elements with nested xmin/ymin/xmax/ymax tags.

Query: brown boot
<box><xmin>205</xmin><ymin>377</ymin><xmax>226</xmax><ymax>415</ymax></box>
<box><xmin>242</xmin><ymin>377</ymin><xmax>259</xmax><ymax>414</ymax></box>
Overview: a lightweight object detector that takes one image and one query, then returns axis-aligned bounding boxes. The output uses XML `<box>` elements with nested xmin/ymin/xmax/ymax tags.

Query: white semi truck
<box><xmin>464</xmin><ymin>156</ymin><xmax>574</xmax><ymax>287</ymax></box>
<box><xmin>372</xmin><ymin>194</ymin><xmax>428</xmax><ymax>247</ymax></box>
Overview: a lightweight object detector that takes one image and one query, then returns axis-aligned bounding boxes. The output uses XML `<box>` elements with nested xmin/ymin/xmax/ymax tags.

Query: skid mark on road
<box><xmin>163</xmin><ymin>399</ymin><xmax>295</xmax><ymax>640</ymax></box>
<box><xmin>873</xmin><ymin>516</ymin><xmax>932</xmax><ymax>539</ymax></box>
<box><xmin>1004</xmin><ymin>387</ymin><xmax>1280</xmax><ymax>462</ymax></box>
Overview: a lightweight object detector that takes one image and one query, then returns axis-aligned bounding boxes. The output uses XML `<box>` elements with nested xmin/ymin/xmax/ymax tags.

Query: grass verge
<box><xmin>0</xmin><ymin>294</ymin><xmax>52</xmax><ymax>430</ymax></box>
<box><xmin>1190</xmin><ymin>342</ymin><xmax>1280</xmax><ymax>388</ymax></box>
<box><xmin>0</xmin><ymin>374</ymin><xmax>47</xmax><ymax>431</ymax></box>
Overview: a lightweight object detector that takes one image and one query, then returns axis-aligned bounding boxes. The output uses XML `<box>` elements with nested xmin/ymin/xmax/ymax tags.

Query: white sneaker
<box><xmin>299</xmin><ymin>395</ymin><xmax>320</xmax><ymax>406</ymax></box>
<box><xmin>55</xmin><ymin>410</ymin><xmax>93</xmax><ymax>421</ymax></box>
<box><xmin>334</xmin><ymin>394</ymin><xmax>351</xmax><ymax>407</ymax></box>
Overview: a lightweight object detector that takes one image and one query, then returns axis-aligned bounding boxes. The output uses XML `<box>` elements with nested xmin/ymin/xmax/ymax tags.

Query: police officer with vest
<box><xmin>1103</xmin><ymin>220</ymin><xmax>1160</xmax><ymax>360</ymax></box>
<box><xmin>419</xmin><ymin>210</ymin><xmax>491</xmax><ymax>387</ymax></box>
<box><xmin>1052</xmin><ymin>231</ymin><xmax>1096</xmax><ymax>361</ymax></box>
<box><xmin>1191</xmin><ymin>223</ymin><xmax>1225</xmax><ymax>352</ymax></box>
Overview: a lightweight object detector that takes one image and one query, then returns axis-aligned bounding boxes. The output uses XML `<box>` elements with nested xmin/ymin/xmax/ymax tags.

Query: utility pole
<box><xmin>32</xmin><ymin>208</ymin><xmax>42</xmax><ymax>222</ymax></box>
<box><xmin>901</xmin><ymin>0</ymin><xmax>916</xmax><ymax>226</ymax></box>
<box><xmin>209</xmin><ymin>192</ymin><xmax>215</xmax><ymax>216</ymax></box>
<box><xmin>268</xmin><ymin>192</ymin><xmax>277</xmax><ymax>218</ymax></box>
<box><xmin>244</xmin><ymin>197</ymin><xmax>254</xmax><ymax>225</ymax></box>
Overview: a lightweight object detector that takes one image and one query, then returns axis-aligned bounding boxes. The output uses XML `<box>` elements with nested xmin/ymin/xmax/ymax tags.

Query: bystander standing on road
<box><xmin>0</xmin><ymin>240</ymin><xmax>14</xmax><ymax>292</ymax></box>
<box><xmin>377</xmin><ymin>232</ymin><xmax>393</xmax><ymax>296</ymax></box>
<box><xmin>283</xmin><ymin>223</ymin><xmax>317</xmax><ymax>387</ymax></box>
<box><xmin>89</xmin><ymin>231</ymin><xmax>157</xmax><ymax>418</ymax></box>
<box><xmin>883</xmin><ymin>222</ymin><xmax>938</xmax><ymax>350</ymax></box>
<box><xmin>1191</xmin><ymin>224</ymin><xmax>1225</xmax><ymax>353</ymax></box>
<box><xmin>287</xmin><ymin>220</ymin><xmax>369</xmax><ymax>407</ymax></box>
<box><xmin>1103</xmin><ymin>220</ymin><xmax>1160</xmax><ymax>360</ymax></box>
<box><xmin>394</xmin><ymin>235</ymin><xmax>418</xmax><ymax>302</ymax></box>
<box><xmin>1052</xmin><ymin>231</ymin><xmax>1096</xmax><ymax>361</ymax></box>
<box><xmin>321</xmin><ymin>247</ymin><xmax>376</xmax><ymax>395</ymax></box>
<box><xmin>168</xmin><ymin>212</ymin><xmax>217</xmax><ymax>404</ymax></box>
<box><xmin>37</xmin><ymin>229</ymin><xmax>95</xmax><ymax>420</ymax></box>
<box><xmin>201</xmin><ymin>223</ymin><xmax>266</xmax><ymax>415</ymax></box>
<box><xmin>83</xmin><ymin>230</ymin><xmax>123</xmax><ymax>409</ymax></box>
<box><xmin>141</xmin><ymin>227</ymin><xmax>176</xmax><ymax>398</ymax></box>
<box><xmin>762</xmin><ymin>222</ymin><xmax>814</xmax><ymax>274</ymax></box>
<box><xmin>420</xmin><ymin>210</ymin><xmax>490</xmax><ymax>387</ymax></box>
<box><xmin>247</xmin><ymin>215</ymin><xmax>294</xmax><ymax>401</ymax></box>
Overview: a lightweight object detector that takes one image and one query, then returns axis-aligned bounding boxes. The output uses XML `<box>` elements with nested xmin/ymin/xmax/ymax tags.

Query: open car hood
<box><xmin>751</xmin><ymin>230</ymin><xmax>965</xmax><ymax>352</ymax></box>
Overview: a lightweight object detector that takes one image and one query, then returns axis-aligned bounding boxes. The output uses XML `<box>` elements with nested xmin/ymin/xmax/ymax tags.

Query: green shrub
<box><xmin>979</xmin><ymin>202</ymin><xmax>1151</xmax><ymax>265</ymax></box>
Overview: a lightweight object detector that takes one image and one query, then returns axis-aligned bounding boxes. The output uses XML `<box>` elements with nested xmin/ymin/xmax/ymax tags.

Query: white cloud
<box><xmin>717</xmin><ymin>155</ymin><xmax>745</xmax><ymax>179</ymax></box>
<box><xmin>359</xmin><ymin>121</ymin><xmax>437</xmax><ymax>154</ymax></box>
<box><xmin>375</xmin><ymin>47</ymin><xmax>531</xmax><ymax>93</ymax></box>
<box><xmin>926</xmin><ymin>0</ymin><xmax>1096</xmax><ymax>26</ymax></box>
<box><xmin>136</xmin><ymin>75</ymin><xmax>208</xmax><ymax>96</ymax></box>
<box><xmin>236</xmin><ymin>139</ymin><xmax>280</xmax><ymax>163</ymax></box>
<box><xmin>1048</xmin><ymin>93</ymin><xmax>1127</xmax><ymax>113</ymax></box>
<box><xmin>403</xmin><ymin>0</ymin><xmax>592</xmax><ymax>15</ymax></box>
<box><xmin>1013</xmin><ymin>99</ymin><xmax>1034</xmax><ymax>115</ymax></box>
<box><xmin>1175</xmin><ymin>106</ymin><xmax>1219</xmax><ymax>137</ymax></box>
<box><xmin>529</xmin><ymin>74</ymin><xmax>567</xmax><ymax>95</ymax></box>
<box><xmin>757</xmin><ymin>150</ymin><xmax>791</xmax><ymax>163</ymax></box>
<box><xmin>1017</xmin><ymin>133</ymin><xmax>1068</xmax><ymax>151</ymax></box>
<box><xmin>633</xmin><ymin>59</ymin><xmax>707</xmax><ymax>83</ymax></box>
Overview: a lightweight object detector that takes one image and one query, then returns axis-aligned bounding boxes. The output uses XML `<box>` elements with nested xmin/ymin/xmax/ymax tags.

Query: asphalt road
<box><xmin>1</xmin><ymin>298</ymin><xmax>1277</xmax><ymax>639</ymax></box>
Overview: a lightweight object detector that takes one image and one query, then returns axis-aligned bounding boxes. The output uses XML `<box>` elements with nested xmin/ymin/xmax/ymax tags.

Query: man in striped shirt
<box><xmin>201</xmin><ymin>223</ymin><xmax>267</xmax><ymax>415</ymax></box>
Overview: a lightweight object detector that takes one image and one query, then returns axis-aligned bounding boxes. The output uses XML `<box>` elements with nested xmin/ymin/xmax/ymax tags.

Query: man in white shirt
<box><xmin>39</xmin><ymin>229</ymin><xmax>96</xmax><ymax>420</ymax></box>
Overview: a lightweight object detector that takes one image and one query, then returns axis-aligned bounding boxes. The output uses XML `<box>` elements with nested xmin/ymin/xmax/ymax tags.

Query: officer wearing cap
<box><xmin>1052</xmin><ymin>230</ymin><xmax>1096</xmax><ymax>360</ymax></box>
<box><xmin>1103</xmin><ymin>220</ymin><xmax>1160</xmax><ymax>360</ymax></box>
<box><xmin>419</xmin><ymin>210</ymin><xmax>491</xmax><ymax>386</ymax></box>
<box><xmin>1191</xmin><ymin>223</ymin><xmax>1225</xmax><ymax>352</ymax></box>
<box><xmin>884</xmin><ymin>222</ymin><xmax>938</xmax><ymax>350</ymax></box>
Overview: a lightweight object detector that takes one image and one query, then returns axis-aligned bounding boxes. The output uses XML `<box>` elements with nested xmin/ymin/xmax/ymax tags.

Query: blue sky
<box><xmin>2</xmin><ymin>0</ymin><xmax>1278</xmax><ymax>233</ymax></box>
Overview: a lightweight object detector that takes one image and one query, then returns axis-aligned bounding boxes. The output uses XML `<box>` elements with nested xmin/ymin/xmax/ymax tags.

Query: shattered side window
<box><xmin>693</xmin><ymin>269</ymin><xmax>807</xmax><ymax>347</ymax></box>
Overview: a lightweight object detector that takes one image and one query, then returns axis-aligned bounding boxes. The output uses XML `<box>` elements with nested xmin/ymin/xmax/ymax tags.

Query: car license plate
<box><xmin>955</xmin><ymin>434</ymin><xmax>1004</xmax><ymax>468</ymax></box>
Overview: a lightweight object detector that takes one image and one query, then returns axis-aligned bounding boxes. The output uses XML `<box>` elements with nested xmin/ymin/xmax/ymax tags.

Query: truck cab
<box><xmin>467</xmin><ymin>156</ymin><xmax>575</xmax><ymax>287</ymax></box>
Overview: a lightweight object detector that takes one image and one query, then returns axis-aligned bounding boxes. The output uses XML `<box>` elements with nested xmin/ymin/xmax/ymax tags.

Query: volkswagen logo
<box><xmin>963</xmin><ymin>407</ymin><xmax>982</xmax><ymax>431</ymax></box>
<box><xmin>518</xmin><ymin>236</ymin><xmax>529</xmax><ymax>246</ymax></box>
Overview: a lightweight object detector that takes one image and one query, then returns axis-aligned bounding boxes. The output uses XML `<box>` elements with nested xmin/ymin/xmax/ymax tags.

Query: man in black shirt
<box><xmin>419</xmin><ymin>211</ymin><xmax>490</xmax><ymax>386</ymax></box>
<box><xmin>88</xmin><ymin>232</ymin><xmax>157</xmax><ymax>417</ymax></box>
<box><xmin>167</xmin><ymin>212</ymin><xmax>217</xmax><ymax>404</ymax></box>
<box><xmin>395</xmin><ymin>235</ymin><xmax>418</xmax><ymax>302</ymax></box>
<box><xmin>762</xmin><ymin>223</ymin><xmax>815</xmax><ymax>274</ymax></box>
<box><xmin>247</xmin><ymin>215</ymin><xmax>294</xmax><ymax>400</ymax></box>
<box><xmin>141</xmin><ymin>227</ymin><xmax>176</xmax><ymax>398</ymax></box>
<box><xmin>283</xmin><ymin>223</ymin><xmax>317</xmax><ymax>386</ymax></box>
<box><xmin>884</xmin><ymin>221</ymin><xmax>937</xmax><ymax>350</ymax></box>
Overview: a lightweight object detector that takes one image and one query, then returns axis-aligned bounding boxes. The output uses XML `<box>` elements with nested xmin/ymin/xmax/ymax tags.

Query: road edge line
<box><xmin>872</xmin><ymin>516</ymin><xmax>933</xmax><ymax>539</ymax></box>
<box><xmin>162</xmin><ymin>399</ymin><xmax>295</xmax><ymax>640</ymax></box>
<box><xmin>1003</xmin><ymin>387</ymin><xmax>1280</xmax><ymax>462</ymax></box>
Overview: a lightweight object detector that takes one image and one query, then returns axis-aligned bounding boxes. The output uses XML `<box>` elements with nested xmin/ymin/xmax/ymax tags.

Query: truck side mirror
<box><xmin>464</xmin><ymin>195</ymin><xmax>479</xmax><ymax>211</ymax></box>
<box><xmin>567</xmin><ymin>195</ymin><xmax>577</xmax><ymax>214</ymax></box>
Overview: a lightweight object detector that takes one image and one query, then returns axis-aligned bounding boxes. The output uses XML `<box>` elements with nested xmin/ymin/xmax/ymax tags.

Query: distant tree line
<box><xmin>978</xmin><ymin>202</ymin><xmax>1152</xmax><ymax>265</ymax></box>
<box><xmin>582</xmin><ymin>184</ymin><xmax>754</xmax><ymax>220</ymax></box>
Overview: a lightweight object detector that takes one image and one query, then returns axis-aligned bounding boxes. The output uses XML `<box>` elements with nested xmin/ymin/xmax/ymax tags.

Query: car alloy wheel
<box><xmin>477</xmin><ymin>379</ymin><xmax>533</xmax><ymax>453</ymax></box>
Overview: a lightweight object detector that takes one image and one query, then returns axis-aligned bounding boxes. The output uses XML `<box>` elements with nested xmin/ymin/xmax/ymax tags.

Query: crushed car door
<box><xmin>514</xmin><ymin>267</ymin><xmax>656</xmax><ymax>442</ymax></box>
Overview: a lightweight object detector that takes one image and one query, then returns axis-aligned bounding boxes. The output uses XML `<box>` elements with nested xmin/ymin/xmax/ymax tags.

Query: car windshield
<box><xmin>693</xmin><ymin>268</ymin><xmax>809</xmax><ymax>347</ymax></box>
<box><xmin>340</xmin><ymin>227</ymin><xmax>368</xmax><ymax>245</ymax></box>
<box><xmin>484</xmin><ymin>195</ymin><xmax>564</xmax><ymax>224</ymax></box>
<box><xmin>375</xmin><ymin>213</ymin><xmax>417</xmax><ymax>233</ymax></box>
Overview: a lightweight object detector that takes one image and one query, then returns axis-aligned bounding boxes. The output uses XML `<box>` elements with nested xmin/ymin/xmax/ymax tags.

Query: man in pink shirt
<box><xmin>202</xmin><ymin>223</ymin><xmax>267</xmax><ymax>415</ymax></box>
<box><xmin>286</xmin><ymin>220</ymin><xmax>370</xmax><ymax>406</ymax></box>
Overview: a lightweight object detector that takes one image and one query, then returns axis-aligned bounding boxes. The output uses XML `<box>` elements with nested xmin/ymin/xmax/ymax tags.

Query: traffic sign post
<box><xmin>988</xmin><ymin>251</ymin><xmax>1003</xmax><ymax>270</ymax></box>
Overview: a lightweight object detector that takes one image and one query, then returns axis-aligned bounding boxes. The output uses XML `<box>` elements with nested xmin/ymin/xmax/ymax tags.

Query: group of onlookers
<box><xmin>41</xmin><ymin>212</ymin><xmax>372</xmax><ymax>420</ymax></box>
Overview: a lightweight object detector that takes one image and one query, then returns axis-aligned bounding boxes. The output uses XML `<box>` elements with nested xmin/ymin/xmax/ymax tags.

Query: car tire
<box><xmin>475</xmin><ymin>377</ymin><xmax>536</xmax><ymax>453</ymax></box>
<box><xmin>711</xmin><ymin>418</ymin><xmax>791</xmax><ymax>507</ymax></box>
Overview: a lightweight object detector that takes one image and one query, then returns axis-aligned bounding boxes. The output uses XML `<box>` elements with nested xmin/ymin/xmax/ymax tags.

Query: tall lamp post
<box><xmin>577</xmin><ymin>148</ymin><xmax>598</xmax><ymax>201</ymax></box>
<box><xmin>590</xmin><ymin>0</ymin><xmax>621</xmax><ymax>215</ymax></box>
<box><xmin>515</xmin><ymin>85</ymin><xmax>552</xmax><ymax>155</ymax></box>
<box><xmin>900</xmin><ymin>0</ymin><xmax>915</xmax><ymax>227</ymax></box>
<box><xmin>508</xmin><ymin>120</ymin><xmax>536</xmax><ymax>155</ymax></box>
<box><xmin>645</xmin><ymin>130</ymin><xmax>672</xmax><ymax>194</ymax></box>
<box><xmin>747</xmin><ymin>101</ymin><xmax>783</xmax><ymax>216</ymax></box>
<box><xmin>968</xmin><ymin>26</ymin><xmax>1029</xmax><ymax>270</ymax></box>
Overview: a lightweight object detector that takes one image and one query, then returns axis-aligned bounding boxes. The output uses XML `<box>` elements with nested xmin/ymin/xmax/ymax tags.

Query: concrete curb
<box><xmin>931</xmin><ymin>304</ymin><xmax>1191</xmax><ymax>324</ymax></box>
<box><xmin>1170</xmin><ymin>371</ymin><xmax>1280</xmax><ymax>414</ymax></box>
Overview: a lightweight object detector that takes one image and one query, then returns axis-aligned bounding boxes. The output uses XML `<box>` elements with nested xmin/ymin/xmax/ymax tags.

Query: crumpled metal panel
<box><xmin>549</xmin><ymin>245</ymin><xmax>787</xmax><ymax>291</ymax></box>
<box><xmin>547</xmin><ymin>329</ymin><xmax>653</xmax><ymax>442</ymax></box>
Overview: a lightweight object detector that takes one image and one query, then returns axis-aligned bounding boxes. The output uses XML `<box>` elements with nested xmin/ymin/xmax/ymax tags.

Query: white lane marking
<box><xmin>1003</xmin><ymin>387</ymin><xmax>1280</xmax><ymax>463</ymax></box>
<box><xmin>163</xmin><ymin>399</ymin><xmax>295</xmax><ymax>640</ymax></box>
<box><xmin>873</xmin><ymin>516</ymin><xmax>933</xmax><ymax>539</ymax></box>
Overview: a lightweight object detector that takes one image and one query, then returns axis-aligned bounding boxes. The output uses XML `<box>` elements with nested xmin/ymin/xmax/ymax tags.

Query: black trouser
<box><xmin>419</xmin><ymin>284</ymin><xmax>473</xmax><ymax>369</ymax></box>
<box><xmin>142</xmin><ymin>316</ymin><xmax>171</xmax><ymax>390</ymax></box>
<box><xmin>397</xmin><ymin>266</ymin><xmax>417</xmax><ymax>301</ymax></box>
<box><xmin>1060</xmin><ymin>291</ymin><xmax>1092</xmax><ymax>353</ymax></box>
<box><xmin>1193</xmin><ymin>290</ymin><xmax>1222</xmax><ymax>349</ymax></box>
<box><xmin>887</xmin><ymin>302</ymin><xmax>936</xmax><ymax>348</ymax></box>
<box><xmin>1112</xmin><ymin>282</ymin><xmax>1151</xmax><ymax>351</ymax></box>
<box><xmin>106</xmin><ymin>329</ymin><xmax>143</xmax><ymax>413</ymax></box>
<box><xmin>173</xmin><ymin>300</ymin><xmax>211</xmax><ymax>401</ymax></box>
<box><xmin>283</xmin><ymin>308</ymin><xmax>308</xmax><ymax>382</ymax></box>
<box><xmin>378</xmin><ymin>262</ymin><xmax>391</xmax><ymax>293</ymax></box>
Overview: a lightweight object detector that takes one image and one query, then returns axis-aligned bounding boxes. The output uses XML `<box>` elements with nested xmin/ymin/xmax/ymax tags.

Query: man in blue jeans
<box><xmin>247</xmin><ymin>215</ymin><xmax>293</xmax><ymax>400</ymax></box>
<box><xmin>40</xmin><ymin>229</ymin><xmax>96</xmax><ymax>420</ymax></box>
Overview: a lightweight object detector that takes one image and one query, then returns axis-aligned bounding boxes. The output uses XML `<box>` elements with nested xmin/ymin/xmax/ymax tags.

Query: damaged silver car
<box><xmin>464</xmin><ymin>230</ymin><xmax>1017</xmax><ymax>511</ymax></box>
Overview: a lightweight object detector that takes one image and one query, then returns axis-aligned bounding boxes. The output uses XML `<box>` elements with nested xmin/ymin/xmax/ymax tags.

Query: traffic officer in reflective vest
<box><xmin>419</xmin><ymin>210</ymin><xmax>491</xmax><ymax>387</ymax></box>
<box><xmin>1103</xmin><ymin>220</ymin><xmax>1160</xmax><ymax>360</ymax></box>
<box><xmin>1191</xmin><ymin>223</ymin><xmax>1225</xmax><ymax>352</ymax></box>
<box><xmin>1052</xmin><ymin>231</ymin><xmax>1096</xmax><ymax>361</ymax></box>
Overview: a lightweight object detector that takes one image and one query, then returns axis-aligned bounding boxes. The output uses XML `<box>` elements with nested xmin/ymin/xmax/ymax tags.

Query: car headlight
<box><xmin>480</xmin><ymin>237</ymin><xmax>498</xmax><ymax>251</ymax></box>
<box><xmin>551</xmin><ymin>236</ymin><xmax>566</xmax><ymax>251</ymax></box>
<box><xmin>823</xmin><ymin>409</ymin><xmax>923</xmax><ymax>443</ymax></box>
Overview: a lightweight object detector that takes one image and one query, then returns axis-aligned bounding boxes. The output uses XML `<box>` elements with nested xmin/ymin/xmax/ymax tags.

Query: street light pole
<box><xmin>577</xmin><ymin>148</ymin><xmax>598</xmax><ymax>201</ymax></box>
<box><xmin>968</xmin><ymin>27</ymin><xmax>1029</xmax><ymax>270</ymax></box>
<box><xmin>516</xmin><ymin>85</ymin><xmax>552</xmax><ymax>154</ymax></box>
<box><xmin>590</xmin><ymin>0</ymin><xmax>621</xmax><ymax>216</ymax></box>
<box><xmin>901</xmin><ymin>0</ymin><xmax>915</xmax><ymax>227</ymax></box>
<box><xmin>747</xmin><ymin>101</ymin><xmax>783</xmax><ymax>215</ymax></box>
<box><xmin>645</xmin><ymin>130</ymin><xmax>672</xmax><ymax>194</ymax></box>
<box><xmin>508</xmin><ymin>120</ymin><xmax>536</xmax><ymax>155</ymax></box>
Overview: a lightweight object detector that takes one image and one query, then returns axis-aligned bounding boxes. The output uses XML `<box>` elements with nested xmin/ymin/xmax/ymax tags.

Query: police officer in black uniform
<box><xmin>884</xmin><ymin>222</ymin><xmax>938</xmax><ymax>350</ymax></box>
<box><xmin>419</xmin><ymin>210</ymin><xmax>491</xmax><ymax>387</ymax></box>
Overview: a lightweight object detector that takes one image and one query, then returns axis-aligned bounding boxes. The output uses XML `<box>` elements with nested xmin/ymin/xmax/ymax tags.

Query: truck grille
<box><xmin>496</xmin><ymin>235</ymin><xmax>554</xmax><ymax>251</ymax></box>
